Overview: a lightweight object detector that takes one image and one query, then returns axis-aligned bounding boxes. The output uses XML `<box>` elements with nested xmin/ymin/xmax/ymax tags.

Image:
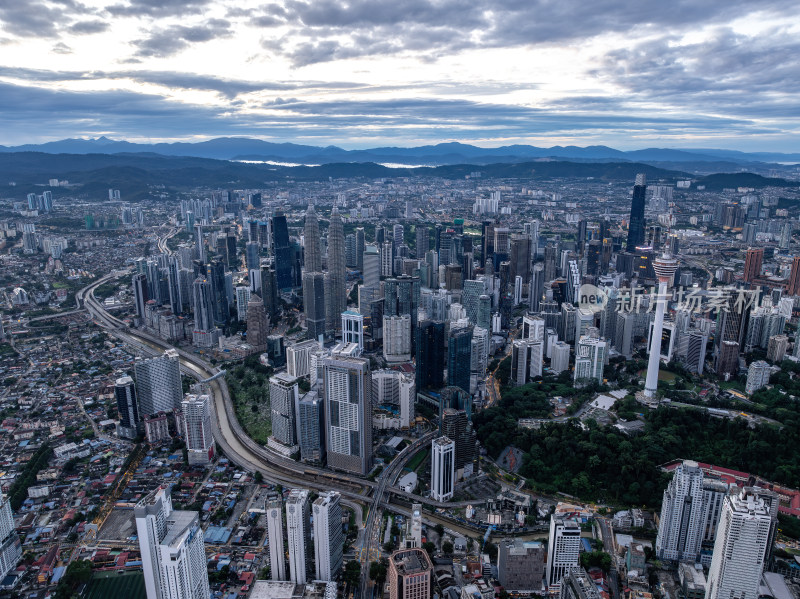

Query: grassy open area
<box><xmin>406</xmin><ymin>448</ymin><xmax>429</xmax><ymax>472</ymax></box>
<box><xmin>227</xmin><ymin>357</ymin><xmax>273</xmax><ymax>445</ymax></box>
<box><xmin>84</xmin><ymin>570</ymin><xmax>145</xmax><ymax>599</ymax></box>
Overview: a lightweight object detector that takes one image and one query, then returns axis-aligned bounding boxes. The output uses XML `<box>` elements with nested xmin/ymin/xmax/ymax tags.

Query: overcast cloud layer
<box><xmin>0</xmin><ymin>0</ymin><xmax>797</xmax><ymax>150</ymax></box>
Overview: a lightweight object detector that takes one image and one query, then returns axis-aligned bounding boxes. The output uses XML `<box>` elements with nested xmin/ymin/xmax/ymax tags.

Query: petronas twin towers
<box><xmin>303</xmin><ymin>204</ymin><xmax>347</xmax><ymax>339</ymax></box>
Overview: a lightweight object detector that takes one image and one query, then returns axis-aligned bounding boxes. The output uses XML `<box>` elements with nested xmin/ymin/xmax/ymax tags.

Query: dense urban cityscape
<box><xmin>0</xmin><ymin>151</ymin><xmax>799</xmax><ymax>599</ymax></box>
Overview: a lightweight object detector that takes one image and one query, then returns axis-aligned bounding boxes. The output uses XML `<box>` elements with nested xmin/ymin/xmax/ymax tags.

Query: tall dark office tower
<box><xmin>226</xmin><ymin>232</ymin><xmax>238</xmax><ymax>270</ymax></box>
<box><xmin>616</xmin><ymin>251</ymin><xmax>635</xmax><ymax>278</ymax></box>
<box><xmin>304</xmin><ymin>205</ymin><xmax>322</xmax><ymax>272</ymax></box>
<box><xmin>626</xmin><ymin>173</ymin><xmax>647</xmax><ymax>252</ymax></box>
<box><xmin>586</xmin><ymin>240</ymin><xmax>601</xmax><ymax>276</ymax></box>
<box><xmin>115</xmin><ymin>375</ymin><xmax>140</xmax><ymax>440</ymax></box>
<box><xmin>416</xmin><ymin>320</ymin><xmax>446</xmax><ymax>391</ymax></box>
<box><xmin>207</xmin><ymin>259</ymin><xmax>229</xmax><ymax>325</ymax></box>
<box><xmin>250</xmin><ymin>192</ymin><xmax>262</xmax><ymax>208</ymax></box>
<box><xmin>510</xmin><ymin>234</ymin><xmax>532</xmax><ymax>285</ymax></box>
<box><xmin>258</xmin><ymin>220</ymin><xmax>270</xmax><ymax>250</ymax></box>
<box><xmin>194</xmin><ymin>224</ymin><xmax>205</xmax><ymax>262</ymax></box>
<box><xmin>303</xmin><ymin>272</ymin><xmax>327</xmax><ymax>342</ymax></box>
<box><xmin>385</xmin><ymin>275</ymin><xmax>420</xmax><ymax>352</ymax></box>
<box><xmin>245</xmin><ymin>241</ymin><xmax>260</xmax><ymax>272</ymax></box>
<box><xmin>166</xmin><ymin>258</ymin><xmax>182</xmax><ymax>315</ymax></box>
<box><xmin>435</xmin><ymin>223</ymin><xmax>444</xmax><ymax>253</ymax></box>
<box><xmin>416</xmin><ymin>226</ymin><xmax>430</xmax><ymax>259</ymax></box>
<box><xmin>530</xmin><ymin>264</ymin><xmax>544</xmax><ymax>313</ymax></box>
<box><xmin>132</xmin><ymin>273</ymin><xmax>149</xmax><ymax>320</ymax></box>
<box><xmin>448</xmin><ymin>326</ymin><xmax>473</xmax><ymax>393</ymax></box>
<box><xmin>481</xmin><ymin>220</ymin><xmax>495</xmax><ymax>262</ymax></box>
<box><xmin>438</xmin><ymin>229</ymin><xmax>454</xmax><ymax>266</ymax></box>
<box><xmin>291</xmin><ymin>242</ymin><xmax>303</xmax><ymax>288</ymax></box>
<box><xmin>355</xmin><ymin>227</ymin><xmax>365</xmax><ymax>271</ymax></box>
<box><xmin>375</xmin><ymin>225</ymin><xmax>385</xmax><ymax>245</ymax></box>
<box><xmin>441</xmin><ymin>408</ymin><xmax>477</xmax><ymax>479</ymax></box>
<box><xmin>272</xmin><ymin>212</ymin><xmax>294</xmax><ymax>289</ymax></box>
<box><xmin>192</xmin><ymin>278</ymin><xmax>215</xmax><ymax>333</ymax></box>
<box><xmin>327</xmin><ymin>207</ymin><xmax>347</xmax><ymax>334</ymax></box>
<box><xmin>577</xmin><ymin>219</ymin><xmax>587</xmax><ymax>256</ymax></box>
<box><xmin>215</xmin><ymin>234</ymin><xmax>228</xmax><ymax>267</ymax></box>
<box><xmin>260</xmin><ymin>263</ymin><xmax>279</xmax><ymax>321</ymax></box>
<box><xmin>345</xmin><ymin>234</ymin><xmax>357</xmax><ymax>267</ymax></box>
<box><xmin>543</xmin><ymin>244</ymin><xmax>558</xmax><ymax>281</ymax></box>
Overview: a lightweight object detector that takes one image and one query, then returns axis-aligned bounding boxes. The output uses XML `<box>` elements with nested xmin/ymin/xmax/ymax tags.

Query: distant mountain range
<box><xmin>1</xmin><ymin>151</ymin><xmax>795</xmax><ymax>203</ymax></box>
<box><xmin>2</xmin><ymin>137</ymin><xmax>799</xmax><ymax>169</ymax></box>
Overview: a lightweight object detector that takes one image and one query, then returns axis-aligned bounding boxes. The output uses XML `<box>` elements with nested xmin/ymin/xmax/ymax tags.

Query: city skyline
<box><xmin>0</xmin><ymin>1</ymin><xmax>798</xmax><ymax>150</ymax></box>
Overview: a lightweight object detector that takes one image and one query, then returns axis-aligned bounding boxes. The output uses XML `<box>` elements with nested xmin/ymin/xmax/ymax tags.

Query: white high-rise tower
<box><xmin>313</xmin><ymin>491</ymin><xmax>343</xmax><ymax>582</ymax></box>
<box><xmin>705</xmin><ymin>488</ymin><xmax>775</xmax><ymax>599</ymax></box>
<box><xmin>266</xmin><ymin>497</ymin><xmax>286</xmax><ymax>581</ymax></box>
<box><xmin>286</xmin><ymin>489</ymin><xmax>310</xmax><ymax>584</ymax></box>
<box><xmin>643</xmin><ymin>250</ymin><xmax>679</xmax><ymax>400</ymax></box>
<box><xmin>135</xmin><ymin>486</ymin><xmax>209</xmax><ymax>599</ymax></box>
<box><xmin>655</xmin><ymin>460</ymin><xmax>705</xmax><ymax>562</ymax></box>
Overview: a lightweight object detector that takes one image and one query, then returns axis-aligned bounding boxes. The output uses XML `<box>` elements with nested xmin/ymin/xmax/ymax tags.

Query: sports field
<box><xmin>84</xmin><ymin>570</ymin><xmax>145</xmax><ymax>599</ymax></box>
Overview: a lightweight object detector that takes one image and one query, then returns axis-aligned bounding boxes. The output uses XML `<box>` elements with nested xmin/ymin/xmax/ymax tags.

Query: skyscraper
<box><xmin>302</xmin><ymin>271</ymin><xmax>327</xmax><ymax>342</ymax></box>
<box><xmin>207</xmin><ymin>259</ymin><xmax>229</xmax><ymax>326</ymax></box>
<box><xmin>705</xmin><ymin>488</ymin><xmax>775</xmax><ymax>599</ymax></box>
<box><xmin>135</xmin><ymin>486</ymin><xmax>210</xmax><ymax>599</ymax></box>
<box><xmin>440</xmin><ymin>409</ymin><xmax>476</xmax><ymax>480</ymax></box>
<box><xmin>134</xmin><ymin>350</ymin><xmax>182</xmax><ymax>417</ymax></box>
<box><xmin>416</xmin><ymin>225</ymin><xmax>429</xmax><ymax>259</ymax></box>
<box><xmin>246</xmin><ymin>294</ymin><xmax>269</xmax><ymax>349</ymax></box>
<box><xmin>626</xmin><ymin>173</ymin><xmax>647</xmax><ymax>252</ymax></box>
<box><xmin>115</xmin><ymin>375</ymin><xmax>140</xmax><ymax>440</ymax></box>
<box><xmin>0</xmin><ymin>495</ymin><xmax>21</xmax><ymax>581</ymax></box>
<box><xmin>272</xmin><ymin>212</ymin><xmax>294</xmax><ymax>290</ymax></box>
<box><xmin>655</xmin><ymin>460</ymin><xmax>705</xmax><ymax>562</ymax></box>
<box><xmin>297</xmin><ymin>392</ymin><xmax>325</xmax><ymax>463</ymax></box>
<box><xmin>341</xmin><ymin>310</ymin><xmax>365</xmax><ymax>351</ymax></box>
<box><xmin>267</xmin><ymin>496</ymin><xmax>286</xmax><ymax>581</ymax></box>
<box><xmin>430</xmin><ymin>436</ymin><xmax>455</xmax><ymax>502</ymax></box>
<box><xmin>313</xmin><ymin>491</ymin><xmax>343</xmax><ymax>582</ymax></box>
<box><xmin>323</xmin><ymin>353</ymin><xmax>373</xmax><ymax>475</ymax></box>
<box><xmin>327</xmin><ymin>207</ymin><xmax>347</xmax><ymax>333</ymax></box>
<box><xmin>304</xmin><ymin>205</ymin><xmax>322</xmax><ymax>273</ymax></box>
<box><xmin>132</xmin><ymin>273</ymin><xmax>149</xmax><ymax>320</ymax></box>
<box><xmin>643</xmin><ymin>249</ymin><xmax>678</xmax><ymax>400</ymax></box>
<box><xmin>788</xmin><ymin>256</ymin><xmax>800</xmax><ymax>296</ymax></box>
<box><xmin>286</xmin><ymin>489</ymin><xmax>310</xmax><ymax>584</ymax></box>
<box><xmin>416</xmin><ymin>320</ymin><xmax>446</xmax><ymax>391</ymax></box>
<box><xmin>181</xmin><ymin>394</ymin><xmax>214</xmax><ymax>465</ymax></box>
<box><xmin>547</xmin><ymin>515</ymin><xmax>581</xmax><ymax>590</ymax></box>
<box><xmin>447</xmin><ymin>326</ymin><xmax>473</xmax><ymax>393</ymax></box>
<box><xmin>743</xmin><ymin>247</ymin><xmax>764</xmax><ymax>283</ymax></box>
<box><xmin>573</xmin><ymin>336</ymin><xmax>606</xmax><ymax>384</ymax></box>
<box><xmin>269</xmin><ymin>373</ymin><xmax>299</xmax><ymax>452</ymax></box>
<box><xmin>388</xmin><ymin>549</ymin><xmax>432</xmax><ymax>599</ymax></box>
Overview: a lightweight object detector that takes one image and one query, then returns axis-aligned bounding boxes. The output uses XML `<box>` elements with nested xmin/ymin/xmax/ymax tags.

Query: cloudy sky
<box><xmin>0</xmin><ymin>0</ymin><xmax>798</xmax><ymax>150</ymax></box>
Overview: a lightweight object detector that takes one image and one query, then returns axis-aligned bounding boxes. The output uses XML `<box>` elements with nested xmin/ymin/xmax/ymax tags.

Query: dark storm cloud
<box><xmin>132</xmin><ymin>19</ymin><xmax>233</xmax><ymax>57</ymax></box>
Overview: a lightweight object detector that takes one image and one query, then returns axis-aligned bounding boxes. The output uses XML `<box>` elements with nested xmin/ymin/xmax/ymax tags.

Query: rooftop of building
<box><xmin>161</xmin><ymin>510</ymin><xmax>198</xmax><ymax>548</ymax></box>
<box><xmin>249</xmin><ymin>581</ymin><xmax>337</xmax><ymax>599</ymax></box>
<box><xmin>391</xmin><ymin>548</ymin><xmax>432</xmax><ymax>575</ymax></box>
